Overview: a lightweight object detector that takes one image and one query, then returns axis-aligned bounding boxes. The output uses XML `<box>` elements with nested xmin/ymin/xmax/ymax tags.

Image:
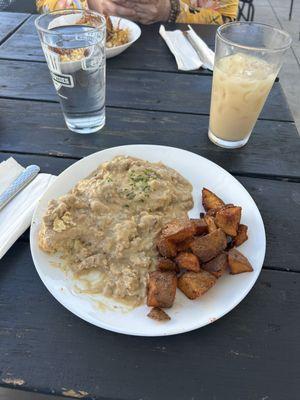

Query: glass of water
<box><xmin>35</xmin><ymin>9</ymin><xmax>106</xmax><ymax>134</ymax></box>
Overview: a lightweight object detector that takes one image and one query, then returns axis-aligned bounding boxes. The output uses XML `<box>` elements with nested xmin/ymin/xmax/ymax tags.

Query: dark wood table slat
<box><xmin>0</xmin><ymin>151</ymin><xmax>299</xmax><ymax>272</ymax></box>
<box><xmin>0</xmin><ymin>11</ymin><xmax>29</xmax><ymax>45</ymax></box>
<box><xmin>0</xmin><ymin>242</ymin><xmax>299</xmax><ymax>400</ymax></box>
<box><xmin>0</xmin><ymin>99</ymin><xmax>299</xmax><ymax>179</ymax></box>
<box><xmin>0</xmin><ymin>59</ymin><xmax>293</xmax><ymax>122</ymax></box>
<box><xmin>0</xmin><ymin>17</ymin><xmax>216</xmax><ymax>74</ymax></box>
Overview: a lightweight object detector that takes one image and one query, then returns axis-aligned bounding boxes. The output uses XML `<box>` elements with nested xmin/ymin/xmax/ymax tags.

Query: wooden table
<box><xmin>0</xmin><ymin>11</ymin><xmax>299</xmax><ymax>400</ymax></box>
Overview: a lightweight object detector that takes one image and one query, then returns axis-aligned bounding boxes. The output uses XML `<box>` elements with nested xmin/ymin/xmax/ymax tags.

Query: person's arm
<box><xmin>176</xmin><ymin>0</ymin><xmax>239</xmax><ymax>24</ymax></box>
<box><xmin>108</xmin><ymin>0</ymin><xmax>237</xmax><ymax>25</ymax></box>
<box><xmin>36</xmin><ymin>0</ymin><xmax>136</xmax><ymax>19</ymax></box>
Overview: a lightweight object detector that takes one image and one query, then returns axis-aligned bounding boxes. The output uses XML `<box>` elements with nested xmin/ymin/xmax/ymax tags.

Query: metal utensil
<box><xmin>0</xmin><ymin>165</ymin><xmax>40</xmax><ymax>211</ymax></box>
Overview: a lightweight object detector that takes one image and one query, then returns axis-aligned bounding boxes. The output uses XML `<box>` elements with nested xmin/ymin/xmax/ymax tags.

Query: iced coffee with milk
<box><xmin>208</xmin><ymin>22</ymin><xmax>291</xmax><ymax>149</ymax></box>
<box><xmin>209</xmin><ymin>53</ymin><xmax>276</xmax><ymax>144</ymax></box>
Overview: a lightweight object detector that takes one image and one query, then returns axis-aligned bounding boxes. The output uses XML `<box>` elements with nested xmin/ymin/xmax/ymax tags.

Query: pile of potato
<box><xmin>147</xmin><ymin>188</ymin><xmax>253</xmax><ymax>321</ymax></box>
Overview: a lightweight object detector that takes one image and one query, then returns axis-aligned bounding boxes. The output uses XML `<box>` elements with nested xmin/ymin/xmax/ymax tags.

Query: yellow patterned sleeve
<box><xmin>36</xmin><ymin>0</ymin><xmax>87</xmax><ymax>13</ymax></box>
<box><xmin>176</xmin><ymin>0</ymin><xmax>238</xmax><ymax>24</ymax></box>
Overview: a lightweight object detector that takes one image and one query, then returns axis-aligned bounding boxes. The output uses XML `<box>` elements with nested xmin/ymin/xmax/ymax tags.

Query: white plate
<box><xmin>30</xmin><ymin>145</ymin><xmax>266</xmax><ymax>336</ymax></box>
<box><xmin>106</xmin><ymin>17</ymin><xmax>141</xmax><ymax>59</ymax></box>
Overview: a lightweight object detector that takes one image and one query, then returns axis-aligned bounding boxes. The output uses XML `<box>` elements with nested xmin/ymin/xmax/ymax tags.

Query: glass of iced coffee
<box><xmin>209</xmin><ymin>22</ymin><xmax>291</xmax><ymax>148</ymax></box>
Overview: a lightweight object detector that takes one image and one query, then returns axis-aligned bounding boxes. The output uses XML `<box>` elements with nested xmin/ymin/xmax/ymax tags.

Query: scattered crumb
<box><xmin>2</xmin><ymin>378</ymin><xmax>25</xmax><ymax>386</ymax></box>
<box><xmin>229</xmin><ymin>349</ymin><xmax>259</xmax><ymax>359</ymax></box>
<box><xmin>147</xmin><ymin>307</ymin><xmax>171</xmax><ymax>321</ymax></box>
<box><xmin>62</xmin><ymin>389</ymin><xmax>89</xmax><ymax>398</ymax></box>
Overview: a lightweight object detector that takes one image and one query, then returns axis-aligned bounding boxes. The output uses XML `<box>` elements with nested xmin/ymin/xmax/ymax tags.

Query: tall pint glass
<box><xmin>36</xmin><ymin>9</ymin><xmax>106</xmax><ymax>134</ymax></box>
<box><xmin>209</xmin><ymin>22</ymin><xmax>291</xmax><ymax>148</ymax></box>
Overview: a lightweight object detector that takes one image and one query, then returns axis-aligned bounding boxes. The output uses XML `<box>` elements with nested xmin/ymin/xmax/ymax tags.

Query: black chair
<box><xmin>289</xmin><ymin>0</ymin><xmax>294</xmax><ymax>20</ymax></box>
<box><xmin>238</xmin><ymin>0</ymin><xmax>255</xmax><ymax>22</ymax></box>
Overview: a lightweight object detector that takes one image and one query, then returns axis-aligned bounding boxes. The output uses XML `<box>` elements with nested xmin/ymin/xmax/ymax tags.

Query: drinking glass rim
<box><xmin>35</xmin><ymin>8</ymin><xmax>106</xmax><ymax>36</ymax></box>
<box><xmin>217</xmin><ymin>22</ymin><xmax>292</xmax><ymax>53</ymax></box>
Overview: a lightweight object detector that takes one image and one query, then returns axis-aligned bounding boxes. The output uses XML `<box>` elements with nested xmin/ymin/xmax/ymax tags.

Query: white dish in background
<box><xmin>30</xmin><ymin>145</ymin><xmax>266</xmax><ymax>336</ymax></box>
<box><xmin>106</xmin><ymin>17</ymin><xmax>141</xmax><ymax>59</ymax></box>
<box><xmin>48</xmin><ymin>15</ymin><xmax>141</xmax><ymax>59</ymax></box>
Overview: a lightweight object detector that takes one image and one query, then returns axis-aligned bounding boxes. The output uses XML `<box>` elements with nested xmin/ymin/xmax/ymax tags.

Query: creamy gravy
<box><xmin>39</xmin><ymin>156</ymin><xmax>193</xmax><ymax>306</ymax></box>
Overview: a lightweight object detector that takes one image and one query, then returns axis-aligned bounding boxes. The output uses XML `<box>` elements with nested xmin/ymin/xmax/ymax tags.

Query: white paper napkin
<box><xmin>0</xmin><ymin>158</ymin><xmax>56</xmax><ymax>260</ymax></box>
<box><xmin>159</xmin><ymin>24</ymin><xmax>215</xmax><ymax>71</ymax></box>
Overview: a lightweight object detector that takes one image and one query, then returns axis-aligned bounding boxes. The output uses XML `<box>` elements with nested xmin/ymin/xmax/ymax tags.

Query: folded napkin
<box><xmin>0</xmin><ymin>158</ymin><xmax>56</xmax><ymax>260</ymax></box>
<box><xmin>159</xmin><ymin>24</ymin><xmax>215</xmax><ymax>71</ymax></box>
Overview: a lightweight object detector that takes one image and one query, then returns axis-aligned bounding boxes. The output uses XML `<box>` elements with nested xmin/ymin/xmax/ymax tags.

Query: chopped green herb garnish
<box><xmin>120</xmin><ymin>169</ymin><xmax>159</xmax><ymax>201</ymax></box>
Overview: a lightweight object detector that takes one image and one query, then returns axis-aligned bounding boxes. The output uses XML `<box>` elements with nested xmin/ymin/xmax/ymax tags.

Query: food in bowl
<box><xmin>77</xmin><ymin>14</ymin><xmax>129</xmax><ymax>48</ymax></box>
<box><xmin>38</xmin><ymin>156</ymin><xmax>193</xmax><ymax>307</ymax></box>
<box><xmin>49</xmin><ymin>47</ymin><xmax>88</xmax><ymax>62</ymax></box>
<box><xmin>48</xmin><ymin>16</ymin><xmax>130</xmax><ymax>62</ymax></box>
<box><xmin>105</xmin><ymin>16</ymin><xmax>129</xmax><ymax>48</ymax></box>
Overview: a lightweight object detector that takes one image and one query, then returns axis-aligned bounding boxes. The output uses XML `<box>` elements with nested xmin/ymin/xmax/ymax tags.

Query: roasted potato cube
<box><xmin>215</xmin><ymin>206</ymin><xmax>242</xmax><ymax>236</ymax></box>
<box><xmin>157</xmin><ymin>237</ymin><xmax>177</xmax><ymax>258</ymax></box>
<box><xmin>206</xmin><ymin>203</ymin><xmax>234</xmax><ymax>217</ymax></box>
<box><xmin>191</xmin><ymin>218</ymin><xmax>208</xmax><ymax>235</ymax></box>
<box><xmin>147</xmin><ymin>271</ymin><xmax>177</xmax><ymax>308</ymax></box>
<box><xmin>233</xmin><ymin>224</ymin><xmax>248</xmax><ymax>247</ymax></box>
<box><xmin>176</xmin><ymin>237</ymin><xmax>194</xmax><ymax>252</ymax></box>
<box><xmin>204</xmin><ymin>215</ymin><xmax>217</xmax><ymax>233</ymax></box>
<box><xmin>202</xmin><ymin>252</ymin><xmax>228</xmax><ymax>278</ymax></box>
<box><xmin>175</xmin><ymin>252</ymin><xmax>201</xmax><ymax>272</ymax></box>
<box><xmin>161</xmin><ymin>218</ymin><xmax>196</xmax><ymax>243</ymax></box>
<box><xmin>202</xmin><ymin>188</ymin><xmax>225</xmax><ymax>212</ymax></box>
<box><xmin>190</xmin><ymin>228</ymin><xmax>227</xmax><ymax>262</ymax></box>
<box><xmin>178</xmin><ymin>271</ymin><xmax>216</xmax><ymax>299</ymax></box>
<box><xmin>157</xmin><ymin>257</ymin><xmax>179</xmax><ymax>272</ymax></box>
<box><xmin>147</xmin><ymin>307</ymin><xmax>171</xmax><ymax>321</ymax></box>
<box><xmin>206</xmin><ymin>209</ymin><xmax>218</xmax><ymax>217</ymax></box>
<box><xmin>228</xmin><ymin>249</ymin><xmax>253</xmax><ymax>274</ymax></box>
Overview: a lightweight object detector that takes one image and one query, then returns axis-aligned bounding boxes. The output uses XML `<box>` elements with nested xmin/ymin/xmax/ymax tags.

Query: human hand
<box><xmin>87</xmin><ymin>0</ymin><xmax>136</xmax><ymax>19</ymax></box>
<box><xmin>115</xmin><ymin>0</ymin><xmax>171</xmax><ymax>24</ymax></box>
<box><xmin>56</xmin><ymin>0</ymin><xmax>73</xmax><ymax>9</ymax></box>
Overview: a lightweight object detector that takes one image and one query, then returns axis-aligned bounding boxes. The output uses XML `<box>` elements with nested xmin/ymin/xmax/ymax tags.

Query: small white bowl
<box><xmin>106</xmin><ymin>16</ymin><xmax>141</xmax><ymax>59</ymax></box>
